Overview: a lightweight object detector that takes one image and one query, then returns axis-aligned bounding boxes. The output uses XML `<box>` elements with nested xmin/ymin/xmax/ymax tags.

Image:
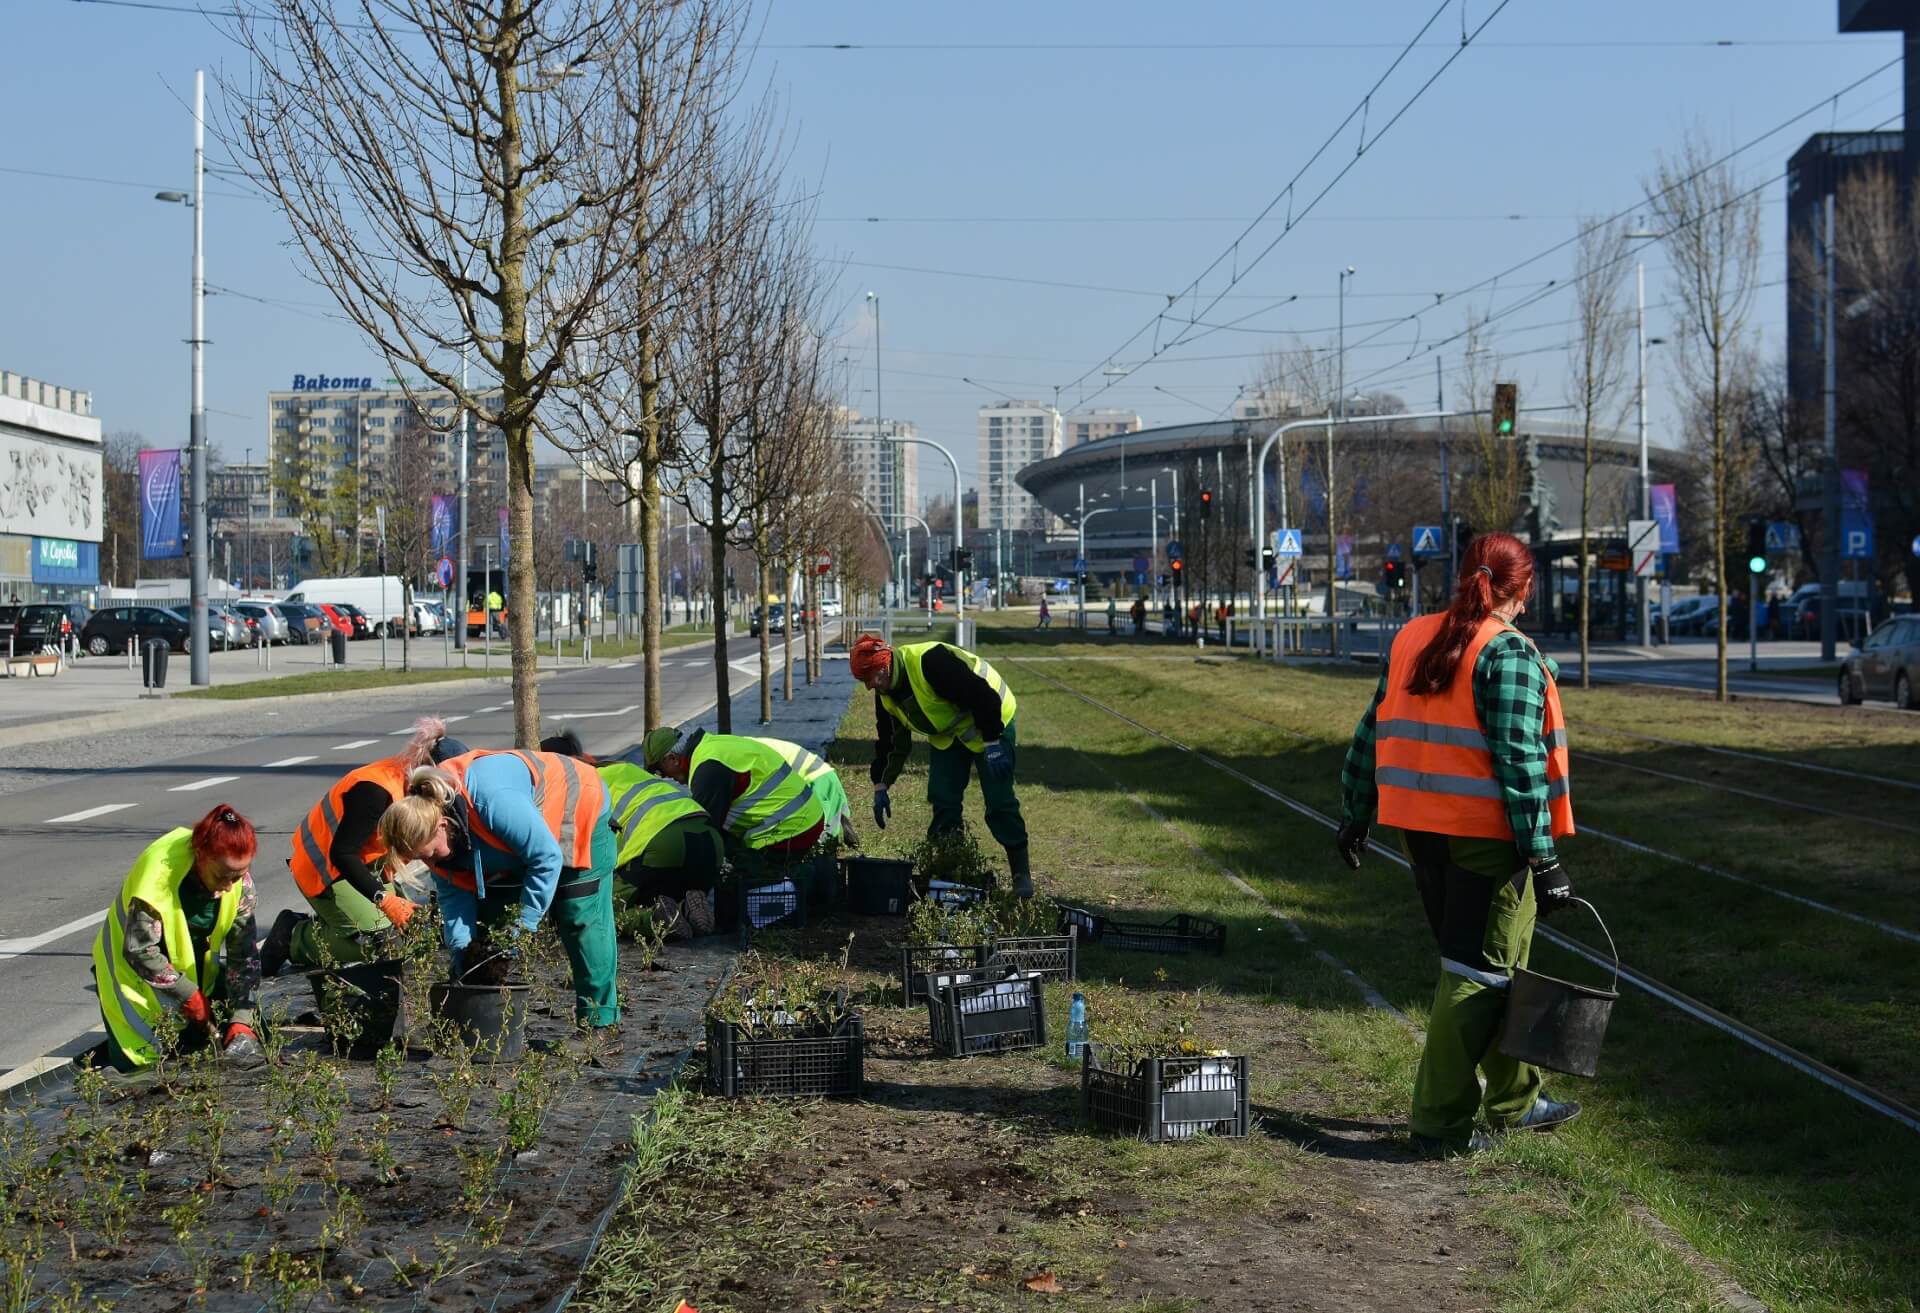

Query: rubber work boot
<box><xmin>1007</xmin><ymin>844</ymin><xmax>1035</xmax><ymax>899</ymax></box>
<box><xmin>258</xmin><ymin>909</ymin><xmax>305</xmax><ymax>980</ymax></box>
<box><xmin>1410</xmin><ymin>1130</ymin><xmax>1494</xmax><ymax>1158</ymax></box>
<box><xmin>1506</xmin><ymin>1095</ymin><xmax>1581</xmax><ymax>1133</ymax></box>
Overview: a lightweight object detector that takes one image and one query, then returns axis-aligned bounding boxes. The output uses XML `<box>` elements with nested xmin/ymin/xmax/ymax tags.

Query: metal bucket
<box><xmin>1498</xmin><ymin>899</ymin><xmax>1619</xmax><ymax>1078</ymax></box>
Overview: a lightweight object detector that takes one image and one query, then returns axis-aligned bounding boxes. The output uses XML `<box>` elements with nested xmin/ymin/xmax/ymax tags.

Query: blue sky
<box><xmin>0</xmin><ymin>1</ymin><xmax>1905</xmax><ymax>491</ymax></box>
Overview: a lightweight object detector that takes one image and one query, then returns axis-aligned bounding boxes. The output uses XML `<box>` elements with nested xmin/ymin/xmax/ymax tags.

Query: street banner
<box><xmin>1842</xmin><ymin>469</ymin><xmax>1873</xmax><ymax>559</ymax></box>
<box><xmin>1628</xmin><ymin>518</ymin><xmax>1659</xmax><ymax>578</ymax></box>
<box><xmin>430</xmin><ymin>495</ymin><xmax>455</xmax><ymax>552</ymax></box>
<box><xmin>498</xmin><ymin>506</ymin><xmax>509</xmax><ymax>563</ymax></box>
<box><xmin>138</xmin><ymin>448</ymin><xmax>184</xmax><ymax>560</ymax></box>
<box><xmin>1650</xmin><ymin>484</ymin><xmax>1680</xmax><ymax>554</ymax></box>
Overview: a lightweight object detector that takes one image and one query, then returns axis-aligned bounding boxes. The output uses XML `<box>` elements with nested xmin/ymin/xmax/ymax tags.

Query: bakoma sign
<box><xmin>290</xmin><ymin>373</ymin><xmax>375</xmax><ymax>391</ymax></box>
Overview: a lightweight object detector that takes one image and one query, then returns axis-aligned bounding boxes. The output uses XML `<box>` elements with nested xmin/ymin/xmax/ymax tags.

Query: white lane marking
<box><xmin>439</xmin><ymin>714</ymin><xmax>470</xmax><ymax>724</ymax></box>
<box><xmin>474</xmin><ymin>704</ymin><xmax>508</xmax><ymax>713</ymax></box>
<box><xmin>263</xmin><ymin>755</ymin><xmax>316</xmax><ymax>768</ymax></box>
<box><xmin>0</xmin><ymin>911</ymin><xmax>107</xmax><ymax>963</ymax></box>
<box><xmin>610</xmin><ymin>663</ymin><xmax>634</xmax><ymax>671</ymax></box>
<box><xmin>547</xmin><ymin>703</ymin><xmax>640</xmax><ymax>722</ymax></box>
<box><xmin>332</xmin><ymin>739</ymin><xmax>378</xmax><ymax>751</ymax></box>
<box><xmin>46</xmin><ymin>803</ymin><xmax>138</xmax><ymax>824</ymax></box>
<box><xmin>169</xmin><ymin>775</ymin><xmax>238</xmax><ymax>792</ymax></box>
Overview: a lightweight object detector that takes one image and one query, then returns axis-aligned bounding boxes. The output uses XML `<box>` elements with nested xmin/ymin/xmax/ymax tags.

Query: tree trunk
<box><xmin>755</xmin><ymin>533</ymin><xmax>772</xmax><ymax>725</ymax></box>
<box><xmin>805</xmin><ymin>566</ymin><xmax>818</xmax><ymax>684</ymax></box>
<box><xmin>1713</xmin><ymin>352</ymin><xmax>1729</xmax><ymax>701</ymax></box>
<box><xmin>782</xmin><ymin>560</ymin><xmax>795</xmax><ymax>702</ymax></box>
<box><xmin>401</xmin><ymin>577</ymin><xmax>412</xmax><ymax>673</ymax></box>
<box><xmin>708</xmin><ymin>470</ymin><xmax>730</xmax><ymax>732</ymax></box>
<box><xmin>495</xmin><ymin>9</ymin><xmax>541</xmax><ymax>747</ymax></box>
<box><xmin>1578</xmin><ymin>427</ymin><xmax>1592</xmax><ymax>689</ymax></box>
<box><xmin>638</xmin><ymin>331</ymin><xmax>663</xmax><ymax>732</ymax></box>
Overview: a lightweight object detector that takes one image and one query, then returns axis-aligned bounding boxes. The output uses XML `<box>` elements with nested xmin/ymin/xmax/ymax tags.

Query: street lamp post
<box><xmin>154</xmin><ymin>67</ymin><xmax>210</xmax><ymax>686</ymax></box>
<box><xmin>886</xmin><ymin>434</ymin><xmax>964</xmax><ymax>620</ymax></box>
<box><xmin>1075</xmin><ymin>497</ymin><xmax>1121</xmax><ymax>629</ymax></box>
<box><xmin>1625</xmin><ymin>230</ymin><xmax>1664</xmax><ymax>647</ymax></box>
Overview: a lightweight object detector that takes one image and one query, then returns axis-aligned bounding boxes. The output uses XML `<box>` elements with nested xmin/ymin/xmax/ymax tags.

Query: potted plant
<box><xmin>1079</xmin><ymin>987</ymin><xmax>1248</xmax><ymax>1142</ymax></box>
<box><xmin>705</xmin><ymin>951</ymin><xmax>864</xmax><ymax>1098</ymax></box>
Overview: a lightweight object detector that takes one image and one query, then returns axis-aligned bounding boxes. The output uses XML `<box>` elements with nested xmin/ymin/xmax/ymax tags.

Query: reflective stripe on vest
<box><xmin>432</xmin><ymin>750</ymin><xmax>607</xmax><ymax>893</ymax></box>
<box><xmin>1372</xmin><ymin>614</ymin><xmax>1574</xmax><ymax>842</ymax></box>
<box><xmin>90</xmin><ymin>829</ymin><xmax>243</xmax><ymax>1069</ymax></box>
<box><xmin>881</xmin><ymin>643</ymin><xmax>1019</xmax><ymax>752</ymax></box>
<box><xmin>598</xmin><ymin>763</ymin><xmax>707</xmax><ymax>867</ymax></box>
<box><xmin>288</xmin><ymin>756</ymin><xmax>409</xmax><ymax>897</ymax></box>
<box><xmin>753</xmin><ymin>737</ymin><xmax>830</xmax><ymax>782</ymax></box>
<box><xmin>689</xmin><ymin>735</ymin><xmax>822</xmax><ymax>848</ymax></box>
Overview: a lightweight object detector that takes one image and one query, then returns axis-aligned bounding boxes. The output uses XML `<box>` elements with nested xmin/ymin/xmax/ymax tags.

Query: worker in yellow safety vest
<box><xmin>753</xmin><ymin>736</ymin><xmax>857</xmax><ymax>846</ymax></box>
<box><xmin>642</xmin><ymin>727</ymin><xmax>826</xmax><ymax>859</ymax></box>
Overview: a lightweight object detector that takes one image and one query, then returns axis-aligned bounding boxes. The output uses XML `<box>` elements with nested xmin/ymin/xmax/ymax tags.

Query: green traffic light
<box><xmin>1497</xmin><ymin>419</ymin><xmax>1513</xmax><ymax>434</ymax></box>
<box><xmin>1747</xmin><ymin>555</ymin><xmax>1767</xmax><ymax>574</ymax></box>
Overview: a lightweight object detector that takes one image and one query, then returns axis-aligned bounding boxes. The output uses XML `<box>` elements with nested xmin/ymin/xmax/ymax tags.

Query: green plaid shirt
<box><xmin>1340</xmin><ymin>626</ymin><xmax>1561</xmax><ymax>864</ymax></box>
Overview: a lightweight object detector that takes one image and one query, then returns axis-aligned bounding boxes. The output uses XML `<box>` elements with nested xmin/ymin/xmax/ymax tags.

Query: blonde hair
<box><xmin>378</xmin><ymin>765</ymin><xmax>458</xmax><ymax>858</ymax></box>
<box><xmin>400</xmin><ymin>715</ymin><xmax>447</xmax><ymax>771</ymax></box>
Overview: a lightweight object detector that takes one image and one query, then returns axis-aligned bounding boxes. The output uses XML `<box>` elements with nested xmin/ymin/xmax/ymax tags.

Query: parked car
<box><xmin>411</xmin><ymin>600</ymin><xmax>445</xmax><ymax>636</ymax></box>
<box><xmin>1839</xmin><ymin>616</ymin><xmax>1920</xmax><ymax>709</ymax></box>
<box><xmin>231</xmin><ymin>601</ymin><xmax>290</xmax><ymax>645</ymax></box>
<box><xmin>274</xmin><ymin>601</ymin><xmax>326</xmax><ymax>645</ymax></box>
<box><xmin>1666</xmin><ymin>596</ymin><xmax>1717</xmax><ymax>637</ymax></box>
<box><xmin>80</xmin><ymin>605</ymin><xmax>195</xmax><ymax>656</ymax></box>
<box><xmin>283</xmin><ymin>576</ymin><xmax>408</xmax><ymax>633</ymax></box>
<box><xmin>819</xmin><ymin>595</ymin><xmax>844</xmax><ymax>618</ymax></box>
<box><xmin>1792</xmin><ymin>595</ymin><xmax>1874</xmax><ymax>645</ymax></box>
<box><xmin>748</xmin><ymin>604</ymin><xmax>800</xmax><ymax>637</ymax></box>
<box><xmin>13</xmin><ymin>602</ymin><xmax>93</xmax><ymax>654</ymax></box>
<box><xmin>336</xmin><ymin>603</ymin><xmax>375</xmax><ymax>638</ymax></box>
<box><xmin>206</xmin><ymin>603</ymin><xmax>249</xmax><ymax>649</ymax></box>
<box><xmin>311</xmin><ymin>602</ymin><xmax>356</xmax><ymax>636</ymax></box>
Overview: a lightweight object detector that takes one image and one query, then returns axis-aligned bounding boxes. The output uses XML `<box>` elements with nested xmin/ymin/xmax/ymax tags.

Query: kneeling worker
<box><xmin>848</xmin><ymin>633</ymin><xmax>1032</xmax><ymax>896</ymax></box>
<box><xmin>754</xmin><ymin>736</ymin><xmax>857</xmax><ymax>846</ymax></box>
<box><xmin>92</xmin><ymin>805</ymin><xmax>265</xmax><ymax>1071</ymax></box>
<box><xmin>641</xmin><ymin>727</ymin><xmax>826</xmax><ymax>865</ymax></box>
<box><xmin>262</xmin><ymin>716</ymin><xmax>460</xmax><ymax>976</ymax></box>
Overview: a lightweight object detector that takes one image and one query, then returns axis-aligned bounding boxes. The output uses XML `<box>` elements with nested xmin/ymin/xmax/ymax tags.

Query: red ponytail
<box><xmin>190</xmin><ymin>804</ymin><xmax>257</xmax><ymax>865</ymax></box>
<box><xmin>1404</xmin><ymin>533</ymin><xmax>1534</xmax><ymax>696</ymax></box>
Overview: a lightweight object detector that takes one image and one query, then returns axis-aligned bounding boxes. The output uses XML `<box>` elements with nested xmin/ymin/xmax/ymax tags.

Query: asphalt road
<box><xmin>0</xmin><ymin>637</ymin><xmax>781</xmax><ymax>1073</ymax></box>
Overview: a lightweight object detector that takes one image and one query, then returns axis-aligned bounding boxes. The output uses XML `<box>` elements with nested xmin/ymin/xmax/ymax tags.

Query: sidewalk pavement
<box><xmin>665</xmin><ymin>643</ymin><xmax>853</xmax><ymax>757</ymax></box>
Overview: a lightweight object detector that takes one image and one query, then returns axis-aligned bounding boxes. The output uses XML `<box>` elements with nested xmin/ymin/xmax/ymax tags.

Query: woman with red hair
<box><xmin>1337</xmin><ymin>533</ymin><xmax>1580</xmax><ymax>1155</ymax></box>
<box><xmin>90</xmin><ymin>804</ymin><xmax>264</xmax><ymax>1071</ymax></box>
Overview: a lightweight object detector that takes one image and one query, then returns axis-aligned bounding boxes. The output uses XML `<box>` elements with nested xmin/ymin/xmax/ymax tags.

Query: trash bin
<box><xmin>329</xmin><ymin>626</ymin><xmax>349</xmax><ymax>667</ymax></box>
<box><xmin>142</xmin><ymin>638</ymin><xmax>169</xmax><ymax>690</ymax></box>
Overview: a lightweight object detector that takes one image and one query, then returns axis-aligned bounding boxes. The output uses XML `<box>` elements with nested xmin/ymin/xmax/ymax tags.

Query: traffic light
<box><xmin>1170</xmin><ymin>558</ymin><xmax>1184</xmax><ymax>580</ymax></box>
<box><xmin>1199</xmin><ymin>489</ymin><xmax>1213</xmax><ymax>519</ymax></box>
<box><xmin>1491</xmin><ymin>382</ymin><xmax>1518</xmax><ymax>436</ymax></box>
<box><xmin>951</xmin><ymin>547</ymin><xmax>973</xmax><ymax>571</ymax></box>
<box><xmin>1244</xmin><ymin>546</ymin><xmax>1258</xmax><ymax>569</ymax></box>
<box><xmin>1454</xmin><ymin>519</ymin><xmax>1474</xmax><ymax>561</ymax></box>
<box><xmin>1381</xmin><ymin>558</ymin><xmax>1404</xmax><ymax>591</ymax></box>
<box><xmin>1261</xmin><ymin>545</ymin><xmax>1276</xmax><ymax>570</ymax></box>
<box><xmin>1746</xmin><ymin>518</ymin><xmax>1767</xmax><ymax>575</ymax></box>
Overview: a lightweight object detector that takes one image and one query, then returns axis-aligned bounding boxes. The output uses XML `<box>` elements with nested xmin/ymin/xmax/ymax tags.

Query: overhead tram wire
<box><xmin>1053</xmin><ymin>0</ymin><xmax>1513</xmax><ymax>410</ymax></box>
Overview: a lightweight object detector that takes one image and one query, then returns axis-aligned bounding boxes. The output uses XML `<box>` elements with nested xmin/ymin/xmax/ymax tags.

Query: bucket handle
<box><xmin>1565</xmin><ymin>897</ymin><xmax>1619</xmax><ymax>994</ymax></box>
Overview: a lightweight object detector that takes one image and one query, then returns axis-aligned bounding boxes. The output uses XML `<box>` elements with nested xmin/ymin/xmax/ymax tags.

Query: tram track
<box><xmin>1007</xmin><ymin>656</ymin><xmax>1920</xmax><ymax>1136</ymax></box>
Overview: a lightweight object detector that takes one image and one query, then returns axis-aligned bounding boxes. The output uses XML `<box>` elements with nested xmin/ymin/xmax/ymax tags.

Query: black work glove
<box><xmin>1530</xmin><ymin>859</ymin><xmax>1574</xmax><ymax>918</ymax></box>
<box><xmin>872</xmin><ymin>787</ymin><xmax>891</xmax><ymax>831</ymax></box>
<box><xmin>1334</xmin><ymin>820</ymin><xmax>1369</xmax><ymax>870</ymax></box>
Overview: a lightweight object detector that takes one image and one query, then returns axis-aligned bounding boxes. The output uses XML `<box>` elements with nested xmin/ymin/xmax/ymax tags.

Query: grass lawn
<box><xmin>173</xmin><ymin>665</ymin><xmax>502</xmax><ymax>699</ymax></box>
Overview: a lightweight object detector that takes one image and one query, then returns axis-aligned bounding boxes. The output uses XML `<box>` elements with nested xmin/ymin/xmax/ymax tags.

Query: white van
<box><xmin>284</xmin><ymin>576</ymin><xmax>413</xmax><ymax>636</ymax></box>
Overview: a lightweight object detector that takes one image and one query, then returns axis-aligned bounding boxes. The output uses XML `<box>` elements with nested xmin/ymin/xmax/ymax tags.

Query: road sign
<box><xmin>1132</xmin><ymin>555</ymin><xmax>1149</xmax><ymax>575</ymax></box>
<box><xmin>1072</xmin><ymin>556</ymin><xmax>1087</xmax><ymax>574</ymax></box>
<box><xmin>1385</xmin><ymin>542</ymin><xmax>1402</xmax><ymax>561</ymax></box>
<box><xmin>1135</xmin><ymin>571</ymin><xmax>1147</xmax><ymax>586</ymax></box>
<box><xmin>435</xmin><ymin>556</ymin><xmax>455</xmax><ymax>588</ymax></box>
<box><xmin>1276</xmin><ymin>559</ymin><xmax>1298</xmax><ymax>587</ymax></box>
<box><xmin>1411</xmin><ymin>524</ymin><xmax>1443</xmax><ymax>559</ymax></box>
<box><xmin>1166</xmin><ymin>540</ymin><xmax>1183</xmax><ymax>561</ymax></box>
<box><xmin>1765</xmin><ymin>521</ymin><xmax>1802</xmax><ymax>553</ymax></box>
<box><xmin>1272</xmin><ymin>528</ymin><xmax>1303</xmax><ymax>558</ymax></box>
<box><xmin>1627</xmin><ymin>518</ymin><xmax>1659</xmax><ymax>579</ymax></box>
<box><xmin>815</xmin><ymin>550</ymin><xmax>833</xmax><ymax>575</ymax></box>
<box><xmin>1912</xmin><ymin>533</ymin><xmax>1920</xmax><ymax>559</ymax></box>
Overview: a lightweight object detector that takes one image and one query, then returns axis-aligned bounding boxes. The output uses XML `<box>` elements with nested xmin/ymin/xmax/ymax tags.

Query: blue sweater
<box><xmin>436</xmin><ymin>754</ymin><xmax>563</xmax><ymax>926</ymax></box>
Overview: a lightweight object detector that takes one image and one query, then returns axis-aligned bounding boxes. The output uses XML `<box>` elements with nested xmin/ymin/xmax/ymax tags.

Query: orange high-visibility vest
<box><xmin>1374</xmin><ymin>614</ymin><xmax>1573</xmax><ymax>842</ymax></box>
<box><xmin>288</xmin><ymin>756</ymin><xmax>411</xmax><ymax>897</ymax></box>
<box><xmin>430</xmin><ymin>750</ymin><xmax>607</xmax><ymax>893</ymax></box>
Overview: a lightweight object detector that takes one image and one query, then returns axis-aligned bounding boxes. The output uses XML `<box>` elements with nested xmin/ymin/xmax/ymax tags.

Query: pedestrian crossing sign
<box><xmin>1412</xmin><ymin>524</ymin><xmax>1443</xmax><ymax>558</ymax></box>
<box><xmin>1273</xmin><ymin>528</ymin><xmax>1303</xmax><ymax>558</ymax></box>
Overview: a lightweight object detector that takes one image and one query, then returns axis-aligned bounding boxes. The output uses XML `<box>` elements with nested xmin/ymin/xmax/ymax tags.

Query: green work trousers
<box><xmin>1404</xmin><ymin>831</ymin><xmax>1544</xmax><ymax>1148</ymax></box>
<box><xmin>478</xmin><ymin>816</ymin><xmax>620</xmax><ymax>1028</ymax></box>
<box><xmin>289</xmin><ymin>880</ymin><xmax>392</xmax><ymax>969</ymax></box>
<box><xmin>615</xmin><ymin>816</ymin><xmax>725</xmax><ymax>904</ymax></box>
<box><xmin>926</xmin><ymin>718</ymin><xmax>1028</xmax><ymax>855</ymax></box>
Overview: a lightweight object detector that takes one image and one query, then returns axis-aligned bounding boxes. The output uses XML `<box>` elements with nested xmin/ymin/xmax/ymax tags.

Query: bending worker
<box><xmin>92</xmin><ymin>805</ymin><xmax>265</xmax><ymax>1071</ymax></box>
<box><xmin>755</xmin><ymin>736</ymin><xmax>857</xmax><ymax>846</ymax></box>
<box><xmin>1336</xmin><ymin>532</ymin><xmax>1580</xmax><ymax>1156</ymax></box>
<box><xmin>848</xmin><ymin>633</ymin><xmax>1032</xmax><ymax>897</ymax></box>
<box><xmin>262</xmin><ymin>716</ymin><xmax>466</xmax><ymax>977</ymax></box>
<box><xmin>378</xmin><ymin>749</ymin><xmax>620</xmax><ymax>1044</ymax></box>
<box><xmin>642</xmin><ymin>727</ymin><xmax>826</xmax><ymax>866</ymax></box>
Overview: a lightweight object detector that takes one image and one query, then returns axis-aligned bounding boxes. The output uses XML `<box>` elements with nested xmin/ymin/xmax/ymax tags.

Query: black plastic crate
<box><xmin>987</xmin><ymin>928</ymin><xmax>1078</xmax><ymax>984</ymax></box>
<box><xmin>705</xmin><ymin>1012</ymin><xmax>865</xmax><ymax>1099</ymax></box>
<box><xmin>1081</xmin><ymin>1049</ymin><xmax>1250</xmax><ymax>1142</ymax></box>
<box><xmin>738</xmin><ymin>878</ymin><xmax>808</xmax><ymax>947</ymax></box>
<box><xmin>1057</xmin><ymin>904</ymin><xmax>1101</xmax><ymax>941</ymax></box>
<box><xmin>1096</xmin><ymin>913</ymin><xmax>1226</xmax><ymax>956</ymax></box>
<box><xmin>843</xmin><ymin>856</ymin><xmax>914</xmax><ymax>916</ymax></box>
<box><xmin>926</xmin><ymin>968</ymin><xmax>1047</xmax><ymax>1058</ymax></box>
<box><xmin>794</xmin><ymin>852</ymin><xmax>844</xmax><ymax>911</ymax></box>
<box><xmin>899</xmin><ymin>943</ymin><xmax>990</xmax><ymax>1003</ymax></box>
<box><xmin>924</xmin><ymin>880</ymin><xmax>990</xmax><ymax>909</ymax></box>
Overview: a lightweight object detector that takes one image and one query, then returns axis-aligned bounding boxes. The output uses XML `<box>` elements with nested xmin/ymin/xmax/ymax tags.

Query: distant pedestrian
<box><xmin>1037</xmin><ymin>598</ymin><xmax>1052</xmax><ymax>629</ymax></box>
<box><xmin>1163</xmin><ymin>601</ymin><xmax>1177</xmax><ymax>638</ymax></box>
<box><xmin>1131</xmin><ymin>597</ymin><xmax>1147</xmax><ymax>637</ymax></box>
<box><xmin>1106</xmin><ymin>597</ymin><xmax>1118</xmax><ymax>633</ymax></box>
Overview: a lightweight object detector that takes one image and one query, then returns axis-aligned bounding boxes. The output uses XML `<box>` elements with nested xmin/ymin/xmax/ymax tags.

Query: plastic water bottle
<box><xmin>1066</xmin><ymin>992</ymin><xmax>1088</xmax><ymax>1060</ymax></box>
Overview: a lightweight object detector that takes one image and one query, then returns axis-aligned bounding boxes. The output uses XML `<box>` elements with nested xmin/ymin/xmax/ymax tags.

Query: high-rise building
<box><xmin>266</xmin><ymin>376</ymin><xmax>509</xmax><ymax>511</ymax></box>
<box><xmin>1063</xmin><ymin>408</ymin><xmax>1141</xmax><ymax>447</ymax></box>
<box><xmin>835</xmin><ymin>409</ymin><xmax>920</xmax><ymax>527</ymax></box>
<box><xmin>1230</xmin><ymin>387</ymin><xmax>1304</xmax><ymax>422</ymax></box>
<box><xmin>0</xmin><ymin>369</ymin><xmax>103</xmax><ymax>599</ymax></box>
<box><xmin>978</xmin><ymin>401</ymin><xmax>1060</xmax><ymax>533</ymax></box>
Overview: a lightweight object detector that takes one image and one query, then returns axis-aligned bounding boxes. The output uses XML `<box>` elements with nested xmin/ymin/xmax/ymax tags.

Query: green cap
<box><xmin>641</xmin><ymin>725</ymin><xmax>682</xmax><ymax>769</ymax></box>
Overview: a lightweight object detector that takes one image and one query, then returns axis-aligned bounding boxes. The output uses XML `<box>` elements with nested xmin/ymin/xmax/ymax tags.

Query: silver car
<box><xmin>206</xmin><ymin>604</ymin><xmax>249</xmax><ymax>649</ymax></box>
<box><xmin>1840</xmin><ymin>615</ymin><xmax>1920</xmax><ymax>710</ymax></box>
<box><xmin>232</xmin><ymin>601</ymin><xmax>290</xmax><ymax>645</ymax></box>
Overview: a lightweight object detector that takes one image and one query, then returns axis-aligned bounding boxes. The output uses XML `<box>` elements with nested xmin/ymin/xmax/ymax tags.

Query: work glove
<box><xmin>982</xmin><ymin>740</ymin><xmax>1013</xmax><ymax>780</ymax></box>
<box><xmin>221</xmin><ymin>1023</ymin><xmax>265</xmax><ymax>1069</ymax></box>
<box><xmin>180</xmin><ymin>990</ymin><xmax>213</xmax><ymax>1031</ymax></box>
<box><xmin>1530</xmin><ymin>859</ymin><xmax>1575</xmax><ymax>919</ymax></box>
<box><xmin>378</xmin><ymin>892</ymin><xmax>417</xmax><ymax>930</ymax></box>
<box><xmin>1334</xmin><ymin>820</ymin><xmax>1369</xmax><ymax>871</ymax></box>
<box><xmin>872</xmin><ymin>787</ymin><xmax>891</xmax><ymax>832</ymax></box>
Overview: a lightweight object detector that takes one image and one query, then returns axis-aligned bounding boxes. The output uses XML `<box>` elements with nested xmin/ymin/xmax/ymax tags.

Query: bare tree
<box><xmin>1455</xmin><ymin>312</ymin><xmax>1527</xmax><ymax>541</ymax></box>
<box><xmin>227</xmin><ymin>0</ymin><xmax>739</xmax><ymax>745</ymax></box>
<box><xmin>1739</xmin><ymin>361</ymin><xmax>1823</xmax><ymax>581</ymax></box>
<box><xmin>1646</xmin><ymin>130</ymin><xmax>1763</xmax><ymax>699</ymax></box>
<box><xmin>1566</xmin><ymin>218</ymin><xmax>1633</xmax><ymax>684</ymax></box>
